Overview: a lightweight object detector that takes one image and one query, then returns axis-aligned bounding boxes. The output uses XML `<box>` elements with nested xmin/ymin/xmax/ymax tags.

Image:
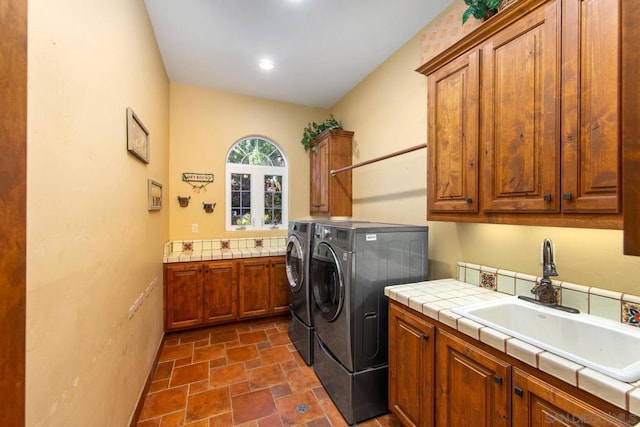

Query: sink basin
<box><xmin>452</xmin><ymin>297</ymin><xmax>640</xmax><ymax>382</ymax></box>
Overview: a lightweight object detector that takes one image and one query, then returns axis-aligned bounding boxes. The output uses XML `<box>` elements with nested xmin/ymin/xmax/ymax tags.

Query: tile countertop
<box><xmin>385</xmin><ymin>278</ymin><xmax>640</xmax><ymax>421</ymax></box>
<box><xmin>163</xmin><ymin>237</ymin><xmax>287</xmax><ymax>263</ymax></box>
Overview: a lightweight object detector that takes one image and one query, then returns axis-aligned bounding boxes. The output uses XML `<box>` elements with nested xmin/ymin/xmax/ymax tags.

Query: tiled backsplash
<box><xmin>458</xmin><ymin>261</ymin><xmax>640</xmax><ymax>327</ymax></box>
<box><xmin>163</xmin><ymin>237</ymin><xmax>287</xmax><ymax>263</ymax></box>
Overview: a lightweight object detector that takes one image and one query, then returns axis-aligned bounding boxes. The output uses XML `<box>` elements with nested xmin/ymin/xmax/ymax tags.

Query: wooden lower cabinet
<box><xmin>238</xmin><ymin>258</ymin><xmax>271</xmax><ymax>318</ymax></box>
<box><xmin>203</xmin><ymin>260</ymin><xmax>237</xmax><ymax>324</ymax></box>
<box><xmin>270</xmin><ymin>257</ymin><xmax>290</xmax><ymax>315</ymax></box>
<box><xmin>388</xmin><ymin>303</ymin><xmax>637</xmax><ymax>427</ymax></box>
<box><xmin>436</xmin><ymin>328</ymin><xmax>511</xmax><ymax>427</ymax></box>
<box><xmin>512</xmin><ymin>368</ymin><xmax>633</xmax><ymax>426</ymax></box>
<box><xmin>388</xmin><ymin>301</ymin><xmax>435</xmax><ymax>427</ymax></box>
<box><xmin>164</xmin><ymin>262</ymin><xmax>204</xmax><ymax>330</ymax></box>
<box><xmin>164</xmin><ymin>256</ymin><xmax>290</xmax><ymax>331</ymax></box>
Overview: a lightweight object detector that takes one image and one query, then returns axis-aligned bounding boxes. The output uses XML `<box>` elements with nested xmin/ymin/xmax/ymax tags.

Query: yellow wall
<box><xmin>22</xmin><ymin>0</ymin><xmax>640</xmax><ymax>424</ymax></box>
<box><xmin>27</xmin><ymin>0</ymin><xmax>169</xmax><ymax>425</ymax></box>
<box><xmin>168</xmin><ymin>83</ymin><xmax>328</xmax><ymax>239</ymax></box>
<box><xmin>331</xmin><ymin>2</ymin><xmax>640</xmax><ymax>292</ymax></box>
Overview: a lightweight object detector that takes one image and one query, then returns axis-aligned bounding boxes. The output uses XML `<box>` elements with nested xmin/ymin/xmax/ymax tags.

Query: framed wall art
<box><xmin>127</xmin><ymin>107</ymin><xmax>149</xmax><ymax>163</ymax></box>
<box><xmin>148</xmin><ymin>179</ymin><xmax>162</xmax><ymax>211</ymax></box>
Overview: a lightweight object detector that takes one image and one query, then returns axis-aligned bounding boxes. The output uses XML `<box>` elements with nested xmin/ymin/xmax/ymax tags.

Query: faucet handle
<box><xmin>531</xmin><ymin>278</ymin><xmax>556</xmax><ymax>304</ymax></box>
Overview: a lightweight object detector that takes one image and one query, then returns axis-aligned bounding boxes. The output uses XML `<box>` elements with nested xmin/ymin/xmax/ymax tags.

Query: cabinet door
<box><xmin>622</xmin><ymin>0</ymin><xmax>640</xmax><ymax>255</ymax></box>
<box><xmin>388</xmin><ymin>302</ymin><xmax>435</xmax><ymax>427</ymax></box>
<box><xmin>203</xmin><ymin>260</ymin><xmax>237</xmax><ymax>324</ymax></box>
<box><xmin>269</xmin><ymin>256</ymin><xmax>290</xmax><ymax>315</ymax></box>
<box><xmin>427</xmin><ymin>49</ymin><xmax>480</xmax><ymax>214</ymax></box>
<box><xmin>512</xmin><ymin>368</ymin><xmax>633</xmax><ymax>426</ymax></box>
<box><xmin>561</xmin><ymin>0</ymin><xmax>620</xmax><ymax>212</ymax></box>
<box><xmin>481</xmin><ymin>1</ymin><xmax>560</xmax><ymax>212</ymax></box>
<box><xmin>436</xmin><ymin>329</ymin><xmax>510</xmax><ymax>427</ymax></box>
<box><xmin>238</xmin><ymin>258</ymin><xmax>270</xmax><ymax>318</ymax></box>
<box><xmin>310</xmin><ymin>137</ymin><xmax>329</xmax><ymax>214</ymax></box>
<box><xmin>309</xmin><ymin>130</ymin><xmax>353</xmax><ymax>217</ymax></box>
<box><xmin>164</xmin><ymin>263</ymin><xmax>203</xmax><ymax>330</ymax></box>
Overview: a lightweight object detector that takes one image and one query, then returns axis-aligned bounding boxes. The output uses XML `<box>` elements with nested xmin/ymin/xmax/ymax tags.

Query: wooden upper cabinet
<box><xmin>310</xmin><ymin>137</ymin><xmax>330</xmax><ymax>213</ymax></box>
<box><xmin>622</xmin><ymin>0</ymin><xmax>640</xmax><ymax>255</ymax></box>
<box><xmin>420</xmin><ymin>0</ymin><xmax>623</xmax><ymax>229</ymax></box>
<box><xmin>427</xmin><ymin>50</ymin><xmax>480</xmax><ymax>214</ymax></box>
<box><xmin>561</xmin><ymin>0</ymin><xmax>620</xmax><ymax>213</ymax></box>
<box><xmin>481</xmin><ymin>0</ymin><xmax>560</xmax><ymax>212</ymax></box>
<box><xmin>309</xmin><ymin>129</ymin><xmax>353</xmax><ymax>217</ymax></box>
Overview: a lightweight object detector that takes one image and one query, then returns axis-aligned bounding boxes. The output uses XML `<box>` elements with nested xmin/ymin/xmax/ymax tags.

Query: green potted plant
<box><xmin>462</xmin><ymin>0</ymin><xmax>502</xmax><ymax>24</ymax></box>
<box><xmin>300</xmin><ymin>115</ymin><xmax>342</xmax><ymax>152</ymax></box>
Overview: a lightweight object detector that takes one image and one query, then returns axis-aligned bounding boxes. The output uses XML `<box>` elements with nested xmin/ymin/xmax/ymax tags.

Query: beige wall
<box><xmin>331</xmin><ymin>3</ymin><xmax>640</xmax><ymax>292</ymax></box>
<box><xmin>27</xmin><ymin>0</ymin><xmax>169</xmax><ymax>425</ymax></box>
<box><xmin>330</xmin><ymin>26</ymin><xmax>462</xmax><ymax>280</ymax></box>
<box><xmin>169</xmin><ymin>84</ymin><xmax>328</xmax><ymax>239</ymax></box>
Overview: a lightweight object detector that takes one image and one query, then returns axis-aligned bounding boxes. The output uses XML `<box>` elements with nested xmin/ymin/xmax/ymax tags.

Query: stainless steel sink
<box><xmin>452</xmin><ymin>297</ymin><xmax>640</xmax><ymax>382</ymax></box>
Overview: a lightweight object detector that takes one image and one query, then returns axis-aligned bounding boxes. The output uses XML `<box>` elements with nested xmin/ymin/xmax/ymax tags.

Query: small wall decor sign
<box><xmin>148</xmin><ymin>179</ymin><xmax>162</xmax><ymax>211</ymax></box>
<box><xmin>127</xmin><ymin>107</ymin><xmax>149</xmax><ymax>164</ymax></box>
<box><xmin>182</xmin><ymin>172</ymin><xmax>214</xmax><ymax>192</ymax></box>
<box><xmin>182</xmin><ymin>172</ymin><xmax>214</xmax><ymax>183</ymax></box>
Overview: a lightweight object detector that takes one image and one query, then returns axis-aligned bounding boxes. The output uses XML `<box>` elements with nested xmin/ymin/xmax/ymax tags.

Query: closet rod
<box><xmin>330</xmin><ymin>143</ymin><xmax>427</xmax><ymax>176</ymax></box>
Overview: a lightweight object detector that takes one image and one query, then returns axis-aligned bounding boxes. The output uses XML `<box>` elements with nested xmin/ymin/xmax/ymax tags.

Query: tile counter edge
<box><xmin>385</xmin><ymin>278</ymin><xmax>640</xmax><ymax>420</ymax></box>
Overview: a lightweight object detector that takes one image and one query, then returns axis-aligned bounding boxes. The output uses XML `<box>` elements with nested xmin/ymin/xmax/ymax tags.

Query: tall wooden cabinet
<box><xmin>309</xmin><ymin>129</ymin><xmax>353</xmax><ymax>217</ymax></box>
<box><xmin>419</xmin><ymin>0</ymin><xmax>622</xmax><ymax>228</ymax></box>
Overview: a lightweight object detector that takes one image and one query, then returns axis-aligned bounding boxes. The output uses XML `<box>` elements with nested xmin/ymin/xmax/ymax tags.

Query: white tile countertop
<box><xmin>385</xmin><ymin>278</ymin><xmax>640</xmax><ymax>421</ymax></box>
<box><xmin>163</xmin><ymin>237</ymin><xmax>287</xmax><ymax>263</ymax></box>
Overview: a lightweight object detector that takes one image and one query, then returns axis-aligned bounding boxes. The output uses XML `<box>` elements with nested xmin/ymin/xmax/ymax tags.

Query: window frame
<box><xmin>225</xmin><ymin>137</ymin><xmax>288</xmax><ymax>231</ymax></box>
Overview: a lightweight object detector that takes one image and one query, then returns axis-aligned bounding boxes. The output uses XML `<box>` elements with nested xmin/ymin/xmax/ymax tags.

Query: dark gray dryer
<box><xmin>286</xmin><ymin>220</ymin><xmax>315</xmax><ymax>365</ymax></box>
<box><xmin>310</xmin><ymin>221</ymin><xmax>429</xmax><ymax>425</ymax></box>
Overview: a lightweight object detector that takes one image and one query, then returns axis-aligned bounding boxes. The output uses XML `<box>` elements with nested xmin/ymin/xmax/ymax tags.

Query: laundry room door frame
<box><xmin>0</xmin><ymin>0</ymin><xmax>28</xmax><ymax>425</ymax></box>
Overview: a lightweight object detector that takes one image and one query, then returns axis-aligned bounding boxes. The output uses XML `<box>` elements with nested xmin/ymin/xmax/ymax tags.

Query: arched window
<box><xmin>225</xmin><ymin>136</ymin><xmax>288</xmax><ymax>230</ymax></box>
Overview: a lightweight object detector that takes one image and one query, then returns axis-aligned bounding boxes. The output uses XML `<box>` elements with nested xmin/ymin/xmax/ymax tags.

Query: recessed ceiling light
<box><xmin>258</xmin><ymin>59</ymin><xmax>275</xmax><ymax>71</ymax></box>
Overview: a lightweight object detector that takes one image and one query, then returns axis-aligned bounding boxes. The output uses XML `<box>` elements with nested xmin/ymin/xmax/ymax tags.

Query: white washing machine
<box><xmin>310</xmin><ymin>221</ymin><xmax>429</xmax><ymax>425</ymax></box>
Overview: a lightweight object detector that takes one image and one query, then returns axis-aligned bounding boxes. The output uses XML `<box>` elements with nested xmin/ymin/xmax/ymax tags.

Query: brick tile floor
<box><xmin>136</xmin><ymin>316</ymin><xmax>401</xmax><ymax>426</ymax></box>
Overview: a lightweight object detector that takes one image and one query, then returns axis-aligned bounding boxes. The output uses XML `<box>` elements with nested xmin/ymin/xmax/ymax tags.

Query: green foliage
<box><xmin>300</xmin><ymin>115</ymin><xmax>342</xmax><ymax>152</ymax></box>
<box><xmin>462</xmin><ymin>0</ymin><xmax>502</xmax><ymax>24</ymax></box>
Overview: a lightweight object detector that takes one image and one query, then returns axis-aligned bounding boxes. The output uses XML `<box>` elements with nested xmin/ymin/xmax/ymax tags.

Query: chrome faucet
<box><xmin>531</xmin><ymin>238</ymin><xmax>558</xmax><ymax>304</ymax></box>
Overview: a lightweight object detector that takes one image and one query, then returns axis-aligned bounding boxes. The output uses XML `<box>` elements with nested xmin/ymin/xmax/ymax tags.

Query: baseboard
<box><xmin>128</xmin><ymin>332</ymin><xmax>165</xmax><ymax>426</ymax></box>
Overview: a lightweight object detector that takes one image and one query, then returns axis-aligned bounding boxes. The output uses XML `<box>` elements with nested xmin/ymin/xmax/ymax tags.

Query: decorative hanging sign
<box><xmin>182</xmin><ymin>172</ymin><xmax>214</xmax><ymax>192</ymax></box>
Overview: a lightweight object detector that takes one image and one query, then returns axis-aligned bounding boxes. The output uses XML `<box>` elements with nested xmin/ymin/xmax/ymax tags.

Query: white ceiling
<box><xmin>143</xmin><ymin>0</ymin><xmax>453</xmax><ymax>108</ymax></box>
